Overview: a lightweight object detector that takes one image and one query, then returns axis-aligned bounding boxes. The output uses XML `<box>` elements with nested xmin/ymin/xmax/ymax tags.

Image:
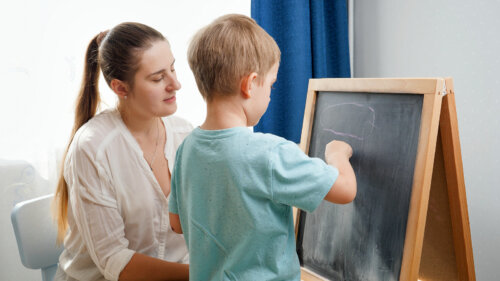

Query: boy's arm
<box><xmin>169</xmin><ymin>213</ymin><xmax>183</xmax><ymax>234</ymax></box>
<box><xmin>324</xmin><ymin>140</ymin><xmax>357</xmax><ymax>204</ymax></box>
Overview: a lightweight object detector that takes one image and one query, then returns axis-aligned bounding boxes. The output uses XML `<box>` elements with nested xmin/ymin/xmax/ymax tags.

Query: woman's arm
<box><xmin>119</xmin><ymin>253</ymin><xmax>188</xmax><ymax>281</ymax></box>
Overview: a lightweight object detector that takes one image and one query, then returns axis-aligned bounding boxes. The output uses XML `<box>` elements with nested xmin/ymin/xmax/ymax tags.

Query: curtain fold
<box><xmin>251</xmin><ymin>0</ymin><xmax>351</xmax><ymax>143</ymax></box>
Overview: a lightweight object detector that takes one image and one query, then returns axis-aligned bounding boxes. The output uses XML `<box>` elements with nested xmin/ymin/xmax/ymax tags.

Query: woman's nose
<box><xmin>166</xmin><ymin>76</ymin><xmax>181</xmax><ymax>92</ymax></box>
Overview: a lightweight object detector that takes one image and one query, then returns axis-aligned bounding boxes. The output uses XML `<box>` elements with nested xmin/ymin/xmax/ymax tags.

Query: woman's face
<box><xmin>127</xmin><ymin>40</ymin><xmax>181</xmax><ymax>118</ymax></box>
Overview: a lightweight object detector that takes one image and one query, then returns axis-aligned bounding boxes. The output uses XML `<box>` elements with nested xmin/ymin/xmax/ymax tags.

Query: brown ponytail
<box><xmin>53</xmin><ymin>33</ymin><xmax>102</xmax><ymax>243</ymax></box>
<box><xmin>52</xmin><ymin>23</ymin><xmax>166</xmax><ymax>244</ymax></box>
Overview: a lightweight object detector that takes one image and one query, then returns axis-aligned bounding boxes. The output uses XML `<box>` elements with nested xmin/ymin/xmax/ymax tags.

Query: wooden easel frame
<box><xmin>295</xmin><ymin>78</ymin><xmax>475</xmax><ymax>281</ymax></box>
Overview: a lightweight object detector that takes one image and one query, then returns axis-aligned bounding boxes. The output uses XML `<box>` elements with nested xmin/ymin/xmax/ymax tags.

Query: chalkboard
<box><xmin>296</xmin><ymin>78</ymin><xmax>476</xmax><ymax>281</ymax></box>
<box><xmin>296</xmin><ymin>91</ymin><xmax>423</xmax><ymax>281</ymax></box>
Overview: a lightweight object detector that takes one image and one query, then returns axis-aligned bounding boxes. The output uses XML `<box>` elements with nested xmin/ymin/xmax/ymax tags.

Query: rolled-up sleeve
<box><xmin>65</xmin><ymin>144</ymin><xmax>135</xmax><ymax>281</ymax></box>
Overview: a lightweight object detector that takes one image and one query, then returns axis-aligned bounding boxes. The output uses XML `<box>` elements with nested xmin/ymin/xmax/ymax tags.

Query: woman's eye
<box><xmin>153</xmin><ymin>76</ymin><xmax>164</xmax><ymax>82</ymax></box>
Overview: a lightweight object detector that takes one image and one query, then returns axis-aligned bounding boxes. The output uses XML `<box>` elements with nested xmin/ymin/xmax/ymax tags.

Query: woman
<box><xmin>53</xmin><ymin>22</ymin><xmax>191</xmax><ymax>281</ymax></box>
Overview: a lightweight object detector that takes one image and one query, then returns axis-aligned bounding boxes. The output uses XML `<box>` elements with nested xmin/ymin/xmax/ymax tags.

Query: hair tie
<box><xmin>96</xmin><ymin>30</ymin><xmax>109</xmax><ymax>46</ymax></box>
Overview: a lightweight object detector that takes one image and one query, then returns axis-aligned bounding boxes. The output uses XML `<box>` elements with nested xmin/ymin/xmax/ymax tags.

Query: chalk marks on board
<box><xmin>319</xmin><ymin>103</ymin><xmax>376</xmax><ymax>142</ymax></box>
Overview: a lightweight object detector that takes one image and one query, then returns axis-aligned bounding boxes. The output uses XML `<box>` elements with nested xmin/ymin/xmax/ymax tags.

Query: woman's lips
<box><xmin>164</xmin><ymin>96</ymin><xmax>176</xmax><ymax>103</ymax></box>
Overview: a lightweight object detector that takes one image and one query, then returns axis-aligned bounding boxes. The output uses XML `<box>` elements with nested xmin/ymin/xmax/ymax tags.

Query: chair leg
<box><xmin>41</xmin><ymin>264</ymin><xmax>59</xmax><ymax>281</ymax></box>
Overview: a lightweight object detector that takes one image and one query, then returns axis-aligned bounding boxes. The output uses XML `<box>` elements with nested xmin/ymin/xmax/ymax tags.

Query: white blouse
<box><xmin>55</xmin><ymin>109</ymin><xmax>192</xmax><ymax>281</ymax></box>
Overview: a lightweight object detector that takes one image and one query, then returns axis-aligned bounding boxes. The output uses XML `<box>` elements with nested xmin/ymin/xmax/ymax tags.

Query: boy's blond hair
<box><xmin>188</xmin><ymin>14</ymin><xmax>281</xmax><ymax>101</ymax></box>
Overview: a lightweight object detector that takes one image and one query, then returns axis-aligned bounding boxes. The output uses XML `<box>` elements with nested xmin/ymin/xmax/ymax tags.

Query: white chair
<box><xmin>11</xmin><ymin>194</ymin><xmax>63</xmax><ymax>281</ymax></box>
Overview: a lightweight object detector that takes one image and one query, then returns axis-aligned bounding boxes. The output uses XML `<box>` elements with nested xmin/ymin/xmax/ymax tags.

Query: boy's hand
<box><xmin>324</xmin><ymin>140</ymin><xmax>357</xmax><ymax>204</ymax></box>
<box><xmin>325</xmin><ymin>140</ymin><xmax>353</xmax><ymax>164</ymax></box>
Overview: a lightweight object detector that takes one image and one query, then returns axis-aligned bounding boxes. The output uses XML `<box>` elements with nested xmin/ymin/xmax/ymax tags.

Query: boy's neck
<box><xmin>201</xmin><ymin>96</ymin><xmax>248</xmax><ymax>130</ymax></box>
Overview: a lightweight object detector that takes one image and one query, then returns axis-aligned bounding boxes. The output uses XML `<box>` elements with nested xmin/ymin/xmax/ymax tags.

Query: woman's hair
<box><xmin>53</xmin><ymin>22</ymin><xmax>166</xmax><ymax>243</ymax></box>
<box><xmin>187</xmin><ymin>14</ymin><xmax>281</xmax><ymax>102</ymax></box>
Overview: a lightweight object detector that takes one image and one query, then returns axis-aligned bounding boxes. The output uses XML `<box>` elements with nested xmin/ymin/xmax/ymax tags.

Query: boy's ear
<box><xmin>240</xmin><ymin>72</ymin><xmax>258</xmax><ymax>99</ymax></box>
<box><xmin>110</xmin><ymin>79</ymin><xmax>130</xmax><ymax>99</ymax></box>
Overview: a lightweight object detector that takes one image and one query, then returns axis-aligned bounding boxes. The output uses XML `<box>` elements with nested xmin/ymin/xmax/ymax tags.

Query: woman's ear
<box><xmin>110</xmin><ymin>79</ymin><xmax>130</xmax><ymax>100</ymax></box>
<box><xmin>240</xmin><ymin>72</ymin><xmax>258</xmax><ymax>99</ymax></box>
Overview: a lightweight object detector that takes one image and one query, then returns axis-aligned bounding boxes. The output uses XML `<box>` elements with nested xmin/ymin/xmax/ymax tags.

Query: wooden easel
<box><xmin>296</xmin><ymin>78</ymin><xmax>475</xmax><ymax>281</ymax></box>
<box><xmin>416</xmin><ymin>78</ymin><xmax>475</xmax><ymax>281</ymax></box>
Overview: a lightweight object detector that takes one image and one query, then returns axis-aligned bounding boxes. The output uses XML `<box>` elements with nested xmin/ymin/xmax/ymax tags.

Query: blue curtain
<box><xmin>251</xmin><ymin>0</ymin><xmax>351</xmax><ymax>143</ymax></box>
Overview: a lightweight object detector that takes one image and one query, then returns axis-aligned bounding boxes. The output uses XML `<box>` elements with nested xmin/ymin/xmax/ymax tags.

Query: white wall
<box><xmin>353</xmin><ymin>1</ymin><xmax>500</xmax><ymax>280</ymax></box>
<box><xmin>0</xmin><ymin>1</ymin><xmax>250</xmax><ymax>280</ymax></box>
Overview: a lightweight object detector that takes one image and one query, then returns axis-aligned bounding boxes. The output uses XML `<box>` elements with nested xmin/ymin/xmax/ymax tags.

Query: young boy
<box><xmin>169</xmin><ymin>14</ymin><xmax>357</xmax><ymax>280</ymax></box>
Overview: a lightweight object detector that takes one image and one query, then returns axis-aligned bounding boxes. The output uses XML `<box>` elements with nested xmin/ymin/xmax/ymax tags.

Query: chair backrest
<box><xmin>11</xmin><ymin>194</ymin><xmax>63</xmax><ymax>281</ymax></box>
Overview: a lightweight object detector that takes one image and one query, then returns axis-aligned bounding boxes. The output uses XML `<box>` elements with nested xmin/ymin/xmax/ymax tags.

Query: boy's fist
<box><xmin>325</xmin><ymin>140</ymin><xmax>353</xmax><ymax>164</ymax></box>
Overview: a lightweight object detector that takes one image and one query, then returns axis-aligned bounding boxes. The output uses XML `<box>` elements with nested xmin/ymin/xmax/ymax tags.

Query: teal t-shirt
<box><xmin>169</xmin><ymin>127</ymin><xmax>338</xmax><ymax>280</ymax></box>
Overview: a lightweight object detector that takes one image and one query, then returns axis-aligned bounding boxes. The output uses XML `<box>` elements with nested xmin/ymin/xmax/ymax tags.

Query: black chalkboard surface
<box><xmin>296</xmin><ymin>91</ymin><xmax>423</xmax><ymax>281</ymax></box>
<box><xmin>296</xmin><ymin>78</ymin><xmax>476</xmax><ymax>281</ymax></box>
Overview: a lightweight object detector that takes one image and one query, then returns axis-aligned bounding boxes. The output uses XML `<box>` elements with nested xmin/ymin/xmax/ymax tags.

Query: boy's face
<box><xmin>247</xmin><ymin>62</ymin><xmax>279</xmax><ymax>126</ymax></box>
